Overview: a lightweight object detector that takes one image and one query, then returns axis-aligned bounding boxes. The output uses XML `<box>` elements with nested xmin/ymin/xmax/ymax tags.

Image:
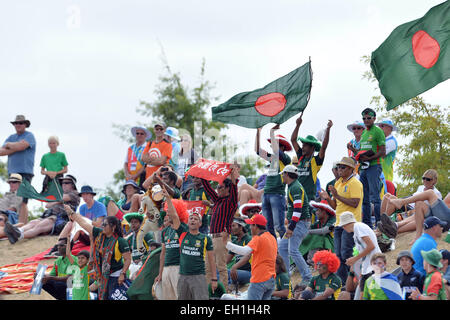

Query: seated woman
<box><xmin>271</xmin><ymin>254</ymin><xmax>292</xmax><ymax>300</ymax></box>
<box><xmin>99</xmin><ymin>180</ymin><xmax>141</xmax><ymax>221</ymax></box>
<box><xmin>378</xmin><ymin>169</ymin><xmax>446</xmax><ymax>244</ymax></box>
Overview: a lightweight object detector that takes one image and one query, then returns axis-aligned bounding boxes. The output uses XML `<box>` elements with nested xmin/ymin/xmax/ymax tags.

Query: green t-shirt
<box><xmin>127</xmin><ymin>231</ymin><xmax>154</xmax><ymax>263</ymax></box>
<box><xmin>359</xmin><ymin>125</ymin><xmax>386</xmax><ymax>166</ymax></box>
<box><xmin>229</xmin><ymin>233</ymin><xmax>252</xmax><ymax>271</ymax></box>
<box><xmin>175</xmin><ymin>223</ymin><xmax>213</xmax><ymax>275</ymax></box>
<box><xmin>363</xmin><ymin>275</ymin><xmax>389</xmax><ymax>300</ymax></box>
<box><xmin>309</xmin><ymin>273</ymin><xmax>342</xmax><ymax>300</ymax></box>
<box><xmin>92</xmin><ymin>227</ymin><xmax>131</xmax><ymax>273</ymax></box>
<box><xmin>275</xmin><ymin>272</ymin><xmax>291</xmax><ymax>300</ymax></box>
<box><xmin>295</xmin><ymin>153</ymin><xmax>324</xmax><ymax>201</ymax></box>
<box><xmin>161</xmin><ymin>225</ymin><xmax>181</xmax><ymax>266</ymax></box>
<box><xmin>40</xmin><ymin>151</ymin><xmax>68</xmax><ymax>171</ymax></box>
<box><xmin>286</xmin><ymin>179</ymin><xmax>310</xmax><ymax>221</ymax></box>
<box><xmin>49</xmin><ymin>255</ymin><xmax>78</xmax><ymax>277</ymax></box>
<box><xmin>68</xmin><ymin>264</ymin><xmax>89</xmax><ymax>300</ymax></box>
<box><xmin>264</xmin><ymin>151</ymin><xmax>291</xmax><ymax>195</ymax></box>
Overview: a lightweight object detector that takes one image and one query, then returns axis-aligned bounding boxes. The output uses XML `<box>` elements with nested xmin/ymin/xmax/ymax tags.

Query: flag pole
<box><xmin>52</xmin><ymin>178</ymin><xmax>64</xmax><ymax>201</ymax></box>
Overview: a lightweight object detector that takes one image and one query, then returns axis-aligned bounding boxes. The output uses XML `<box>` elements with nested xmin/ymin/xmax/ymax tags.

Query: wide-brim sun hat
<box><xmin>239</xmin><ymin>200</ymin><xmax>262</xmax><ymax>218</ymax></box>
<box><xmin>338</xmin><ymin>211</ymin><xmax>357</xmax><ymax>227</ymax></box>
<box><xmin>298</xmin><ymin>135</ymin><xmax>321</xmax><ymax>152</ymax></box>
<box><xmin>346</xmin><ymin>120</ymin><xmax>365</xmax><ymax>132</ymax></box>
<box><xmin>165</xmin><ymin>127</ymin><xmax>180</xmax><ymax>141</ymax></box>
<box><xmin>11</xmin><ymin>115</ymin><xmax>31</xmax><ymax>128</ymax></box>
<box><xmin>131</xmin><ymin>126</ymin><xmax>152</xmax><ymax>140</ymax></box>
<box><xmin>78</xmin><ymin>185</ymin><xmax>96</xmax><ymax>196</ymax></box>
<box><xmin>421</xmin><ymin>249</ymin><xmax>443</xmax><ymax>268</ymax></box>
<box><xmin>310</xmin><ymin>200</ymin><xmax>336</xmax><ymax>216</ymax></box>
<box><xmin>122</xmin><ymin>180</ymin><xmax>140</xmax><ymax>194</ymax></box>
<box><xmin>396</xmin><ymin>250</ymin><xmax>415</xmax><ymax>265</ymax></box>
<box><xmin>337</xmin><ymin>156</ymin><xmax>357</xmax><ymax>169</ymax></box>
<box><xmin>123</xmin><ymin>212</ymin><xmax>144</xmax><ymax>224</ymax></box>
<box><xmin>267</xmin><ymin>134</ymin><xmax>292</xmax><ymax>151</ymax></box>
<box><xmin>7</xmin><ymin>173</ymin><xmax>22</xmax><ymax>183</ymax></box>
<box><xmin>375</xmin><ymin>119</ymin><xmax>398</xmax><ymax>132</ymax></box>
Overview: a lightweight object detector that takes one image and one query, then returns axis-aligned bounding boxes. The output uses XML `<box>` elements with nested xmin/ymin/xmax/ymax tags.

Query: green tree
<box><xmin>0</xmin><ymin>160</ymin><xmax>7</xmax><ymax>182</ymax></box>
<box><xmin>362</xmin><ymin>55</ymin><xmax>449</xmax><ymax>197</ymax></box>
<box><xmin>106</xmin><ymin>57</ymin><xmax>234</xmax><ymax>197</ymax></box>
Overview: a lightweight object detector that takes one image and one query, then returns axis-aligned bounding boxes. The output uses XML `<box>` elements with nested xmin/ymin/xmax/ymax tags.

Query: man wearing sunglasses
<box><xmin>0</xmin><ymin>115</ymin><xmax>36</xmax><ymax>224</ymax></box>
<box><xmin>358</xmin><ymin>108</ymin><xmax>386</xmax><ymax>228</ymax></box>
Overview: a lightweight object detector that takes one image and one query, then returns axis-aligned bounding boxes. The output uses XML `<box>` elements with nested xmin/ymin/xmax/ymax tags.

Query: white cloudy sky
<box><xmin>1</xmin><ymin>0</ymin><xmax>448</xmax><ymax>203</ymax></box>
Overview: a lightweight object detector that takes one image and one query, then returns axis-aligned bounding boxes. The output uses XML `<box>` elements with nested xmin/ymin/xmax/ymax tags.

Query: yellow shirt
<box><xmin>334</xmin><ymin>175</ymin><xmax>363</xmax><ymax>224</ymax></box>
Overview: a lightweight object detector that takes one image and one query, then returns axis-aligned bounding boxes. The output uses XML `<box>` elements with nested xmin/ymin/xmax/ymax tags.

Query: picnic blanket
<box><xmin>0</xmin><ymin>262</ymin><xmax>45</xmax><ymax>294</ymax></box>
<box><xmin>21</xmin><ymin>242</ymin><xmax>91</xmax><ymax>263</ymax></box>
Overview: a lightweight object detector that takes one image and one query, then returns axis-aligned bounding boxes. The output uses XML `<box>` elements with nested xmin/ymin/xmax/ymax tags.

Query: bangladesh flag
<box><xmin>370</xmin><ymin>1</ymin><xmax>450</xmax><ymax>110</ymax></box>
<box><xmin>17</xmin><ymin>179</ymin><xmax>63</xmax><ymax>202</ymax></box>
<box><xmin>212</xmin><ymin>61</ymin><xmax>312</xmax><ymax>128</ymax></box>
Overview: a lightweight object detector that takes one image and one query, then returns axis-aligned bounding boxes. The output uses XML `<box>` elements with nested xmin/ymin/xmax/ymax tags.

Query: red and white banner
<box><xmin>185</xmin><ymin>158</ymin><xmax>232</xmax><ymax>184</ymax></box>
<box><xmin>184</xmin><ymin>200</ymin><xmax>208</xmax><ymax>217</ymax></box>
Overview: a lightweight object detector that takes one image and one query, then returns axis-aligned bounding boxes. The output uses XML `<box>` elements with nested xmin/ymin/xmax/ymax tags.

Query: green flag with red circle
<box><xmin>211</xmin><ymin>61</ymin><xmax>312</xmax><ymax>128</ymax></box>
<box><xmin>370</xmin><ymin>1</ymin><xmax>450</xmax><ymax>111</ymax></box>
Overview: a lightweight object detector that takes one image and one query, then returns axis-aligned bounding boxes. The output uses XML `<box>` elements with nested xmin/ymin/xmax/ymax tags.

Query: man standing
<box><xmin>290</xmin><ymin>114</ymin><xmax>332</xmax><ymax>202</ymax></box>
<box><xmin>255</xmin><ymin>124</ymin><xmax>291</xmax><ymax>239</ymax></box>
<box><xmin>226</xmin><ymin>214</ymin><xmax>278</xmax><ymax>300</ymax></box>
<box><xmin>319</xmin><ymin>157</ymin><xmax>363</xmax><ymax>283</ymax></box>
<box><xmin>163</xmin><ymin>187</ymin><xmax>217</xmax><ymax>300</ymax></box>
<box><xmin>201</xmin><ymin>166</ymin><xmax>240</xmax><ymax>288</ymax></box>
<box><xmin>124</xmin><ymin>126</ymin><xmax>152</xmax><ymax>189</ymax></box>
<box><xmin>278</xmin><ymin>164</ymin><xmax>312</xmax><ymax>285</ymax></box>
<box><xmin>376</xmin><ymin>119</ymin><xmax>398</xmax><ymax>182</ymax></box>
<box><xmin>358</xmin><ymin>108</ymin><xmax>386</xmax><ymax>228</ymax></box>
<box><xmin>0</xmin><ymin>115</ymin><xmax>36</xmax><ymax>224</ymax></box>
<box><xmin>142</xmin><ymin>122</ymin><xmax>172</xmax><ymax>180</ymax></box>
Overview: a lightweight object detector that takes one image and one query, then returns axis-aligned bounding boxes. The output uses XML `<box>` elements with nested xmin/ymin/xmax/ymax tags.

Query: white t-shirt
<box><xmin>411</xmin><ymin>185</ymin><xmax>442</xmax><ymax>208</ymax></box>
<box><xmin>353</xmin><ymin>222</ymin><xmax>381</xmax><ymax>275</ymax></box>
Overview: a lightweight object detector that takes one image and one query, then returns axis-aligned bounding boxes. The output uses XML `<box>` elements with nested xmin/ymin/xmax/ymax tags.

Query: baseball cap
<box><xmin>279</xmin><ymin>164</ymin><xmax>299</xmax><ymax>176</ymax></box>
<box><xmin>423</xmin><ymin>216</ymin><xmax>447</xmax><ymax>230</ymax></box>
<box><xmin>244</xmin><ymin>214</ymin><xmax>267</xmax><ymax>227</ymax></box>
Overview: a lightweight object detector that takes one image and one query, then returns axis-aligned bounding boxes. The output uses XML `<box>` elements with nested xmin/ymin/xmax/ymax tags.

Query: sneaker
<box><xmin>44</xmin><ymin>245</ymin><xmax>59</xmax><ymax>258</ymax></box>
<box><xmin>4</xmin><ymin>222</ymin><xmax>21</xmax><ymax>244</ymax></box>
<box><xmin>380</xmin><ymin>214</ymin><xmax>397</xmax><ymax>238</ymax></box>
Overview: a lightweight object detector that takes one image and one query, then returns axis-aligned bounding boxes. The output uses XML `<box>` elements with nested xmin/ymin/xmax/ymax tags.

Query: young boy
<box><xmin>40</xmin><ymin>136</ymin><xmax>68</xmax><ymax>192</ymax></box>
<box><xmin>66</xmin><ymin>224</ymin><xmax>91</xmax><ymax>300</ymax></box>
<box><xmin>363</xmin><ymin>253</ymin><xmax>403</xmax><ymax>300</ymax></box>
<box><xmin>411</xmin><ymin>249</ymin><xmax>447</xmax><ymax>300</ymax></box>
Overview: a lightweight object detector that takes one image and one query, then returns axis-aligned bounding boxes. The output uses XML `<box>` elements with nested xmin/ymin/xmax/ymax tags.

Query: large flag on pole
<box><xmin>17</xmin><ymin>179</ymin><xmax>63</xmax><ymax>202</ymax></box>
<box><xmin>212</xmin><ymin>60</ymin><xmax>312</xmax><ymax>128</ymax></box>
<box><xmin>370</xmin><ymin>1</ymin><xmax>450</xmax><ymax>111</ymax></box>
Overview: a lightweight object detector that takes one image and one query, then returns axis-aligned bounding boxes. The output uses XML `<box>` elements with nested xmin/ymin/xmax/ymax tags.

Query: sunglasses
<box><xmin>248</xmin><ymin>209</ymin><xmax>260</xmax><ymax>213</ymax></box>
<box><xmin>13</xmin><ymin>121</ymin><xmax>26</xmax><ymax>125</ymax></box>
<box><xmin>135</xmin><ymin>132</ymin><xmax>146</xmax><ymax>135</ymax></box>
<box><xmin>8</xmin><ymin>181</ymin><xmax>21</xmax><ymax>184</ymax></box>
<box><xmin>362</xmin><ymin>117</ymin><xmax>373</xmax><ymax>120</ymax></box>
<box><xmin>352</xmin><ymin>127</ymin><xmax>364</xmax><ymax>131</ymax></box>
<box><xmin>154</xmin><ymin>127</ymin><xmax>164</xmax><ymax>131</ymax></box>
<box><xmin>422</xmin><ymin>177</ymin><xmax>433</xmax><ymax>181</ymax></box>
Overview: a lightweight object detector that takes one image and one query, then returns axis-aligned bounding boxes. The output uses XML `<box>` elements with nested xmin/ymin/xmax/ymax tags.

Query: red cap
<box><xmin>244</xmin><ymin>214</ymin><xmax>267</xmax><ymax>227</ymax></box>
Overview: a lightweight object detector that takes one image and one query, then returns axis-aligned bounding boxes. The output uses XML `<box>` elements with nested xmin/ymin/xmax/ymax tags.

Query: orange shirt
<box><xmin>143</xmin><ymin>140</ymin><xmax>172</xmax><ymax>179</ymax></box>
<box><xmin>247</xmin><ymin>231</ymin><xmax>277</xmax><ymax>283</ymax></box>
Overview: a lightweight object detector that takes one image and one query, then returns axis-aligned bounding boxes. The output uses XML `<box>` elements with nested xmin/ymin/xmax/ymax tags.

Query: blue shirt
<box><xmin>411</xmin><ymin>233</ymin><xmax>437</xmax><ymax>275</ymax></box>
<box><xmin>3</xmin><ymin>131</ymin><xmax>36</xmax><ymax>175</ymax></box>
<box><xmin>79</xmin><ymin>200</ymin><xmax>107</xmax><ymax>222</ymax></box>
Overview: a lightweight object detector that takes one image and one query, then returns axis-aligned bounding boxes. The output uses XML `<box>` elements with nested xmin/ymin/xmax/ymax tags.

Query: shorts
<box><xmin>426</xmin><ymin>199</ymin><xmax>450</xmax><ymax>226</ymax></box>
